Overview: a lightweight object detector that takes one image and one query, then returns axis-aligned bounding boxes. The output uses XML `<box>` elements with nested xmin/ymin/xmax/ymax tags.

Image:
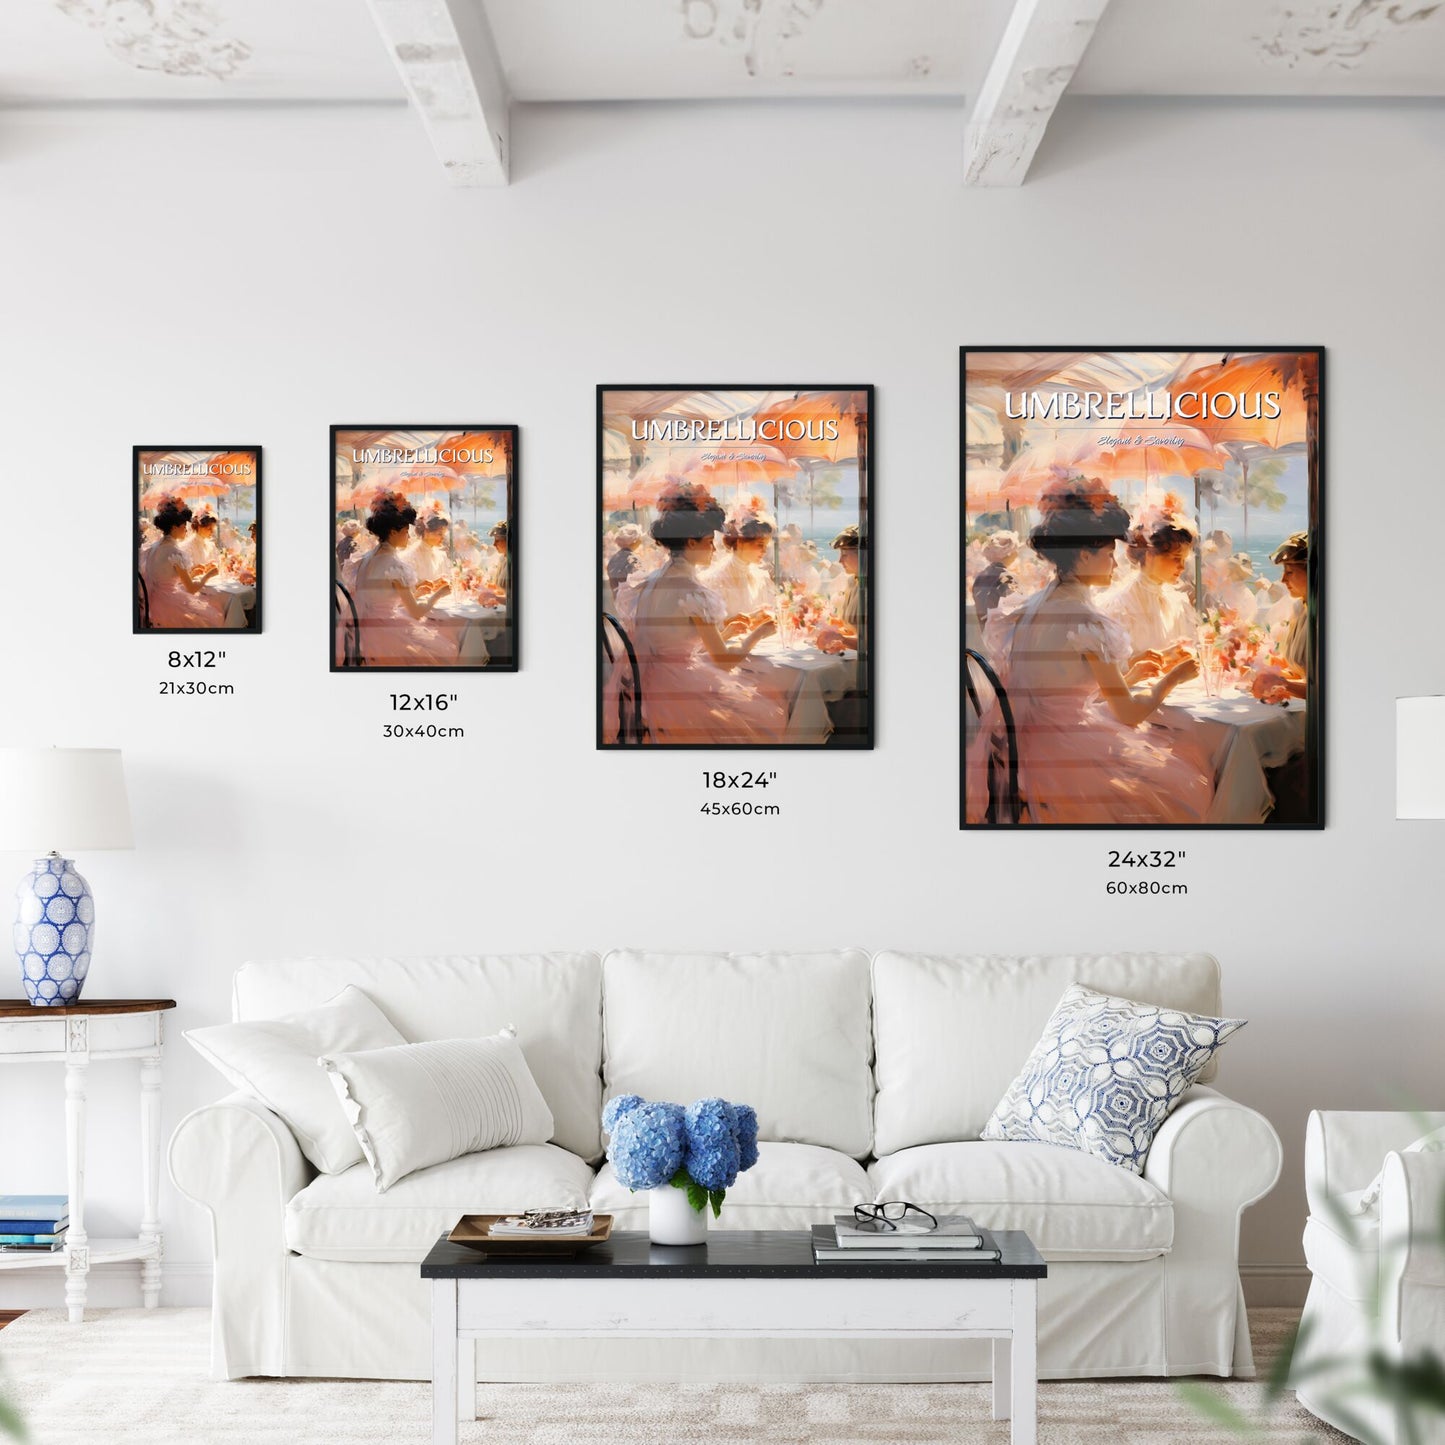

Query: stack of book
<box><xmin>812</xmin><ymin>1212</ymin><xmax>1001</xmax><ymax>1264</ymax></box>
<box><xmin>487</xmin><ymin>1209</ymin><xmax>594</xmax><ymax>1238</ymax></box>
<box><xmin>0</xmin><ymin>1195</ymin><xmax>69</xmax><ymax>1252</ymax></box>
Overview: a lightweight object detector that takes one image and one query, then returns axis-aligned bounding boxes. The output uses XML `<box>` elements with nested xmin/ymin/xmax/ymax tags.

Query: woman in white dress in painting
<box><xmin>143</xmin><ymin>498</ymin><xmax>231</xmax><ymax>629</ymax></box>
<box><xmin>183</xmin><ymin>511</ymin><xmax>221</xmax><ymax>573</ymax></box>
<box><xmin>405</xmin><ymin>507</ymin><xmax>452</xmax><ymax>593</ymax></box>
<box><xmin>1102</xmin><ymin>495</ymin><xmax>1198</xmax><ymax>670</ymax></box>
<box><xmin>603</xmin><ymin>481</ymin><xmax>795</xmax><ymax>745</ymax></box>
<box><xmin>350</xmin><ymin>493</ymin><xmax>456</xmax><ymax>666</ymax></box>
<box><xmin>701</xmin><ymin>497</ymin><xmax>776</xmax><ymax>630</ymax></box>
<box><xmin>974</xmin><ymin>477</ymin><xmax>1212</xmax><ymax>825</ymax></box>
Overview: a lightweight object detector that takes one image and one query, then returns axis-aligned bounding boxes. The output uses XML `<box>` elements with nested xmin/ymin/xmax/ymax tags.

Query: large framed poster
<box><xmin>135</xmin><ymin>446</ymin><xmax>261</xmax><ymax>634</ymax></box>
<box><xmin>598</xmin><ymin>386</ymin><xmax>873</xmax><ymax>749</ymax></box>
<box><xmin>962</xmin><ymin>348</ymin><xmax>1322</xmax><ymax>829</ymax></box>
<box><xmin>331</xmin><ymin>425</ymin><xmax>517</xmax><ymax>672</ymax></box>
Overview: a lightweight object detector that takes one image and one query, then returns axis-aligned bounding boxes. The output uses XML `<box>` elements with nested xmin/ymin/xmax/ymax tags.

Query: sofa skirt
<box><xmin>254</xmin><ymin>1253</ymin><xmax>1246</xmax><ymax>1384</ymax></box>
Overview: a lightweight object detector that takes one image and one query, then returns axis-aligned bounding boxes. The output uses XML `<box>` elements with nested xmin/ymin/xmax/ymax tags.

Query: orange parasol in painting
<box><xmin>1165</xmin><ymin>353</ymin><xmax>1315</xmax><ymax>451</ymax></box>
<box><xmin>435</xmin><ymin>432</ymin><xmax>509</xmax><ymax>476</ymax></box>
<box><xmin>602</xmin><ymin>455</ymin><xmax>685</xmax><ymax>512</ymax></box>
<box><xmin>750</xmin><ymin>390</ymin><xmax>866</xmax><ymax>464</ymax></box>
<box><xmin>206</xmin><ymin>452</ymin><xmax>258</xmax><ymax>485</ymax></box>
<box><xmin>967</xmin><ymin>464</ymin><xmax>1049</xmax><ymax>515</ymax></box>
<box><xmin>682</xmin><ymin>444</ymin><xmax>797</xmax><ymax>494</ymax></box>
<box><xmin>169</xmin><ymin>477</ymin><xmax>229</xmax><ymax>504</ymax></box>
<box><xmin>1078</xmin><ymin>422</ymin><xmax>1224</xmax><ymax>491</ymax></box>
<box><xmin>997</xmin><ymin>438</ymin><xmax>1096</xmax><ymax>498</ymax></box>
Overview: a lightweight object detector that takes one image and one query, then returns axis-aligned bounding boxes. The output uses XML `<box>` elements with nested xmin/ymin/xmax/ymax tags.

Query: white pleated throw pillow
<box><xmin>981</xmin><ymin>983</ymin><xmax>1246</xmax><ymax>1174</ymax></box>
<box><xmin>320</xmin><ymin>1029</ymin><xmax>555</xmax><ymax>1191</ymax></box>
<box><xmin>185</xmin><ymin>985</ymin><xmax>407</xmax><ymax>1174</ymax></box>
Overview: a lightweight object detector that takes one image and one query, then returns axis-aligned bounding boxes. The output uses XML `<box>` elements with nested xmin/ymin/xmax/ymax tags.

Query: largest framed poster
<box><xmin>598</xmin><ymin>386</ymin><xmax>873</xmax><ymax>749</ymax></box>
<box><xmin>331</xmin><ymin>425</ymin><xmax>517</xmax><ymax>672</ymax></box>
<box><xmin>962</xmin><ymin>348</ymin><xmax>1322</xmax><ymax>829</ymax></box>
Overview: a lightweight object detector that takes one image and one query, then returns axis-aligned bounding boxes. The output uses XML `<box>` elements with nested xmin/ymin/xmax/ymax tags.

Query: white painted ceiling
<box><xmin>2</xmin><ymin>0</ymin><xmax>1443</xmax><ymax>104</ymax></box>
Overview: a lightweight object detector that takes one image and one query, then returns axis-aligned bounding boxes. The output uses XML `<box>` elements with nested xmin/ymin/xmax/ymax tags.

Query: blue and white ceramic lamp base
<box><xmin>13</xmin><ymin>855</ymin><xmax>94</xmax><ymax>1006</ymax></box>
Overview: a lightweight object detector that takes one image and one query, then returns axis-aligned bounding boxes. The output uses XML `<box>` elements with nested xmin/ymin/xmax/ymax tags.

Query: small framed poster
<box><xmin>331</xmin><ymin>425</ymin><xmax>518</xmax><ymax>673</ymax></box>
<box><xmin>598</xmin><ymin>385</ymin><xmax>873</xmax><ymax>749</ymax></box>
<box><xmin>962</xmin><ymin>347</ymin><xmax>1323</xmax><ymax>829</ymax></box>
<box><xmin>135</xmin><ymin>446</ymin><xmax>262</xmax><ymax>634</ymax></box>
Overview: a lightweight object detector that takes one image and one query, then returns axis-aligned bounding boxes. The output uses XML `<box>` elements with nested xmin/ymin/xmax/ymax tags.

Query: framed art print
<box><xmin>135</xmin><ymin>446</ymin><xmax>261</xmax><ymax>634</ymax></box>
<box><xmin>331</xmin><ymin>425</ymin><xmax>517</xmax><ymax>672</ymax></box>
<box><xmin>598</xmin><ymin>386</ymin><xmax>873</xmax><ymax>749</ymax></box>
<box><xmin>962</xmin><ymin>348</ymin><xmax>1322</xmax><ymax>829</ymax></box>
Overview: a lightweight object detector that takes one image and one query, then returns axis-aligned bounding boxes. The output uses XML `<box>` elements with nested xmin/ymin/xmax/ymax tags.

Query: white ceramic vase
<box><xmin>649</xmin><ymin>1184</ymin><xmax>708</xmax><ymax>1246</ymax></box>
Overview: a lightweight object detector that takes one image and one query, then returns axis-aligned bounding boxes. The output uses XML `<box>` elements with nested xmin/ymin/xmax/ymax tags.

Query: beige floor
<box><xmin>0</xmin><ymin>1306</ymin><xmax>1351</xmax><ymax>1444</ymax></box>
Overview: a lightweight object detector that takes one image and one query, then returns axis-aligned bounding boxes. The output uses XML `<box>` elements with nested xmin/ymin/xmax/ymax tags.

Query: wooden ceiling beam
<box><xmin>964</xmin><ymin>0</ymin><xmax>1113</xmax><ymax>186</ymax></box>
<box><xmin>363</xmin><ymin>0</ymin><xmax>510</xmax><ymax>186</ymax></box>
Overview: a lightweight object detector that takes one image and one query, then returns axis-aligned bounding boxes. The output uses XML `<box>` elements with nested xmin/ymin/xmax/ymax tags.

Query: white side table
<box><xmin>0</xmin><ymin>998</ymin><xmax>176</xmax><ymax>1322</ymax></box>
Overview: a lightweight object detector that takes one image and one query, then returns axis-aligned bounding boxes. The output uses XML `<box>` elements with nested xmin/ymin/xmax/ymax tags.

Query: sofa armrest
<box><xmin>1145</xmin><ymin>1085</ymin><xmax>1282</xmax><ymax>1212</ymax></box>
<box><xmin>1379</xmin><ymin>1150</ymin><xmax>1445</xmax><ymax>1354</ymax></box>
<box><xmin>1143</xmin><ymin>1086</ymin><xmax>1282</xmax><ymax>1376</ymax></box>
<box><xmin>1305</xmin><ymin>1110</ymin><xmax>1445</xmax><ymax>1216</ymax></box>
<box><xmin>168</xmin><ymin>1092</ymin><xmax>312</xmax><ymax>1378</ymax></box>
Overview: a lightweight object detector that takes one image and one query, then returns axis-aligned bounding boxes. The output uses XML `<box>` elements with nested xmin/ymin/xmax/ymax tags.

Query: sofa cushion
<box><xmin>320</xmin><ymin>1030</ymin><xmax>556</xmax><ymax>1191</ymax></box>
<box><xmin>233</xmin><ymin>953</ymin><xmax>604</xmax><ymax>1161</ymax></box>
<box><xmin>981</xmin><ymin>984</ymin><xmax>1245</xmax><ymax>1175</ymax></box>
<box><xmin>602</xmin><ymin>949</ymin><xmax>874</xmax><ymax>1158</ymax></box>
<box><xmin>285</xmin><ymin>1144</ymin><xmax>594</xmax><ymax>1262</ymax></box>
<box><xmin>591</xmin><ymin>1141</ymin><xmax>871</xmax><ymax>1230</ymax></box>
<box><xmin>868</xmin><ymin>1141</ymin><xmax>1174</xmax><ymax>1261</ymax></box>
<box><xmin>871</xmin><ymin>952</ymin><xmax>1224</xmax><ymax>1155</ymax></box>
<box><xmin>185</xmin><ymin>985</ymin><xmax>406</xmax><ymax>1174</ymax></box>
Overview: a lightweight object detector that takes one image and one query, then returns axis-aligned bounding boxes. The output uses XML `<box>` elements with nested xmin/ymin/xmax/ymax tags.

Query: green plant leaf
<box><xmin>685</xmin><ymin>1182</ymin><xmax>708</xmax><ymax>1214</ymax></box>
<box><xmin>1265</xmin><ymin>1315</ymin><xmax>1311</xmax><ymax>1401</ymax></box>
<box><xmin>0</xmin><ymin>1391</ymin><xmax>28</xmax><ymax>1443</ymax></box>
<box><xmin>709</xmin><ymin>1189</ymin><xmax>726</xmax><ymax>1219</ymax></box>
<box><xmin>668</xmin><ymin>1168</ymin><xmax>691</xmax><ymax>1191</ymax></box>
<box><xmin>1174</xmin><ymin>1381</ymin><xmax>1260</xmax><ymax>1436</ymax></box>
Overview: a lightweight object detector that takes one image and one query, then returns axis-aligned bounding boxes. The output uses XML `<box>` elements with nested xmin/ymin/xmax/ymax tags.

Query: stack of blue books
<box><xmin>0</xmin><ymin>1195</ymin><xmax>69</xmax><ymax>1251</ymax></box>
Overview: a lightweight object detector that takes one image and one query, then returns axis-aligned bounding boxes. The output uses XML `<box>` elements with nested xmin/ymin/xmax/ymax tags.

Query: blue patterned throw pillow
<box><xmin>981</xmin><ymin>984</ymin><xmax>1246</xmax><ymax>1173</ymax></box>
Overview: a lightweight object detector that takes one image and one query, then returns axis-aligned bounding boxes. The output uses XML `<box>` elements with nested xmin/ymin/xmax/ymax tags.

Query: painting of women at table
<box><xmin>331</xmin><ymin>425</ymin><xmax>517</xmax><ymax>672</ymax></box>
<box><xmin>962</xmin><ymin>348</ymin><xmax>1322</xmax><ymax>828</ymax></box>
<box><xmin>134</xmin><ymin>446</ymin><xmax>261</xmax><ymax>633</ymax></box>
<box><xmin>598</xmin><ymin>386</ymin><xmax>874</xmax><ymax>749</ymax></box>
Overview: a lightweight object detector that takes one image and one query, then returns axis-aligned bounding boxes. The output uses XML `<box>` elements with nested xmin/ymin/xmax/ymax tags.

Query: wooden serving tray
<box><xmin>448</xmin><ymin>1214</ymin><xmax>613</xmax><ymax>1255</ymax></box>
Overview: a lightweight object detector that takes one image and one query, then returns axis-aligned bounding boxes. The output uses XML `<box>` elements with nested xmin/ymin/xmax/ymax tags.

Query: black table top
<box><xmin>420</xmin><ymin>1228</ymin><xmax>1046</xmax><ymax>1280</ymax></box>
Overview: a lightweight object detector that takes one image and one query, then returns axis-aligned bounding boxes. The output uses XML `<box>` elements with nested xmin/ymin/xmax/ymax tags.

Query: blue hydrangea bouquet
<box><xmin>603</xmin><ymin>1094</ymin><xmax>759</xmax><ymax>1217</ymax></box>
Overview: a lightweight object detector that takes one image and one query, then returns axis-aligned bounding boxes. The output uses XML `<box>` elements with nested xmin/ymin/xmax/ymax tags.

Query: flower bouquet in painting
<box><xmin>602</xmin><ymin>1094</ymin><xmax>760</xmax><ymax>1245</ymax></box>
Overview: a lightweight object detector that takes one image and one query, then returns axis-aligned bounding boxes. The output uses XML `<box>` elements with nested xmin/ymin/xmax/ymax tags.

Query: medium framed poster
<box><xmin>135</xmin><ymin>446</ymin><xmax>261</xmax><ymax>634</ymax></box>
<box><xmin>331</xmin><ymin>425</ymin><xmax>518</xmax><ymax>673</ymax></box>
<box><xmin>598</xmin><ymin>386</ymin><xmax>873</xmax><ymax>749</ymax></box>
<box><xmin>962</xmin><ymin>347</ymin><xmax>1323</xmax><ymax>829</ymax></box>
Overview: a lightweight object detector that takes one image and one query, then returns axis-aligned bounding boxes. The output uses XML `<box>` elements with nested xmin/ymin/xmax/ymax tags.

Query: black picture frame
<box><xmin>960</xmin><ymin>346</ymin><xmax>1323</xmax><ymax>830</ymax></box>
<box><xmin>330</xmin><ymin>424</ymin><xmax>519</xmax><ymax>674</ymax></box>
<box><xmin>597</xmin><ymin>384</ymin><xmax>875</xmax><ymax>751</ymax></box>
<box><xmin>134</xmin><ymin>445</ymin><xmax>263</xmax><ymax>635</ymax></box>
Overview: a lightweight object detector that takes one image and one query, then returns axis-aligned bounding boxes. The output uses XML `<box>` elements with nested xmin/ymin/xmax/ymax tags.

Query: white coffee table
<box><xmin>421</xmin><ymin>1227</ymin><xmax>1046</xmax><ymax>1444</ymax></box>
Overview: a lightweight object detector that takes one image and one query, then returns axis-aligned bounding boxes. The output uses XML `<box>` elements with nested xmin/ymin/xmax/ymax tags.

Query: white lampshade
<box><xmin>0</xmin><ymin>748</ymin><xmax>134</xmax><ymax>853</ymax></box>
<box><xmin>1397</xmin><ymin>698</ymin><xmax>1445</xmax><ymax>819</ymax></box>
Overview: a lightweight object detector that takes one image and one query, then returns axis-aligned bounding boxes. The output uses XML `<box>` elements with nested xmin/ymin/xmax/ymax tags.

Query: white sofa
<box><xmin>169</xmin><ymin>948</ymin><xmax>1281</xmax><ymax>1384</ymax></box>
<box><xmin>1296</xmin><ymin>1110</ymin><xmax>1445</xmax><ymax>1445</ymax></box>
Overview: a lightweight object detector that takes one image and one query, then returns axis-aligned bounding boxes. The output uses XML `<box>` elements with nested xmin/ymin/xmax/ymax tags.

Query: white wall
<box><xmin>1</xmin><ymin>96</ymin><xmax>1442</xmax><ymax>1310</ymax></box>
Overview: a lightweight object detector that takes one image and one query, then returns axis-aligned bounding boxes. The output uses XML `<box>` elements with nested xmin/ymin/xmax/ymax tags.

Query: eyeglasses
<box><xmin>851</xmin><ymin>1201</ymin><xmax>938</xmax><ymax>1234</ymax></box>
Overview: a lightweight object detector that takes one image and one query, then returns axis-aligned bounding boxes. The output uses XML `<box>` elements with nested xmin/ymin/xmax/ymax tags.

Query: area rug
<box><xmin>1</xmin><ymin>1308</ymin><xmax>1348</xmax><ymax>1444</ymax></box>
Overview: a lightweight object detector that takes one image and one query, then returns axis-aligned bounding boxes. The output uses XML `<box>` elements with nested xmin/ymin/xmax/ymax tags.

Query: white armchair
<box><xmin>1296</xmin><ymin>1110</ymin><xmax>1445</xmax><ymax>1445</ymax></box>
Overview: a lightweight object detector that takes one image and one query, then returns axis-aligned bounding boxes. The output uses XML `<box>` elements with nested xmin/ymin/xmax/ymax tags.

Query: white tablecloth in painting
<box><xmin>1162</xmin><ymin>682</ymin><xmax>1308</xmax><ymax>824</ymax></box>
<box><xmin>430</xmin><ymin>599</ymin><xmax>508</xmax><ymax>665</ymax></box>
<box><xmin>201</xmin><ymin>578</ymin><xmax>254</xmax><ymax>629</ymax></box>
<box><xmin>750</xmin><ymin>636</ymin><xmax>859</xmax><ymax>743</ymax></box>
